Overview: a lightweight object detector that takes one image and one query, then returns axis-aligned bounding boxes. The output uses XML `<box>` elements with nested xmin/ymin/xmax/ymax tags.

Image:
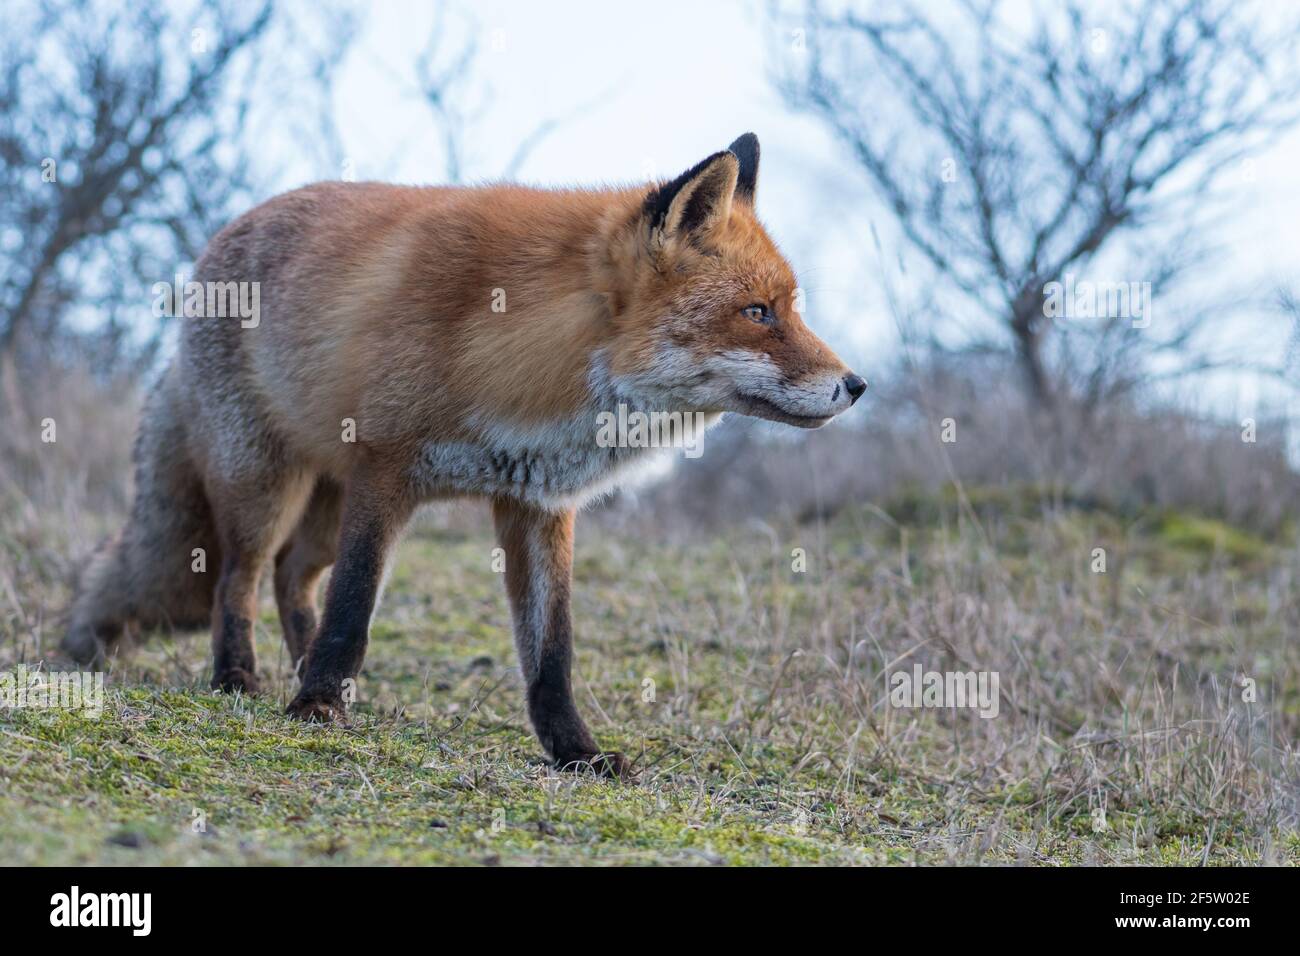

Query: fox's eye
<box><xmin>742</xmin><ymin>304</ymin><xmax>773</xmax><ymax>325</ymax></box>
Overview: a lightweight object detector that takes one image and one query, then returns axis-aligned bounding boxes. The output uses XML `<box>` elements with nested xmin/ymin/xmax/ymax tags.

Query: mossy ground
<box><xmin>1</xmin><ymin>493</ymin><xmax>1296</xmax><ymax>865</ymax></box>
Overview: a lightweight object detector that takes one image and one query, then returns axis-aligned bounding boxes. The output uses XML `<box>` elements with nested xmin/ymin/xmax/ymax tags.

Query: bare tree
<box><xmin>774</xmin><ymin>0</ymin><xmax>1300</xmax><ymax>405</ymax></box>
<box><xmin>0</xmin><ymin>0</ymin><xmax>353</xmax><ymax>370</ymax></box>
<box><xmin>404</xmin><ymin>5</ymin><xmax>616</xmax><ymax>184</ymax></box>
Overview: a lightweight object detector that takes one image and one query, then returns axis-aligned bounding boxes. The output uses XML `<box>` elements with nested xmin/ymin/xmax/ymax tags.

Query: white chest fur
<box><xmin>414</xmin><ymin>410</ymin><xmax>683</xmax><ymax>510</ymax></box>
<box><xmin>412</xmin><ymin>352</ymin><xmax>724</xmax><ymax>510</ymax></box>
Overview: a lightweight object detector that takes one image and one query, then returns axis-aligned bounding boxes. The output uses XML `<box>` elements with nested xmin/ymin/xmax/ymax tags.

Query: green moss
<box><xmin>1156</xmin><ymin>512</ymin><xmax>1268</xmax><ymax>564</ymax></box>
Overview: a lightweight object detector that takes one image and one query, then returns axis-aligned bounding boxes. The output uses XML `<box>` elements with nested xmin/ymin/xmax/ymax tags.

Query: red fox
<box><xmin>64</xmin><ymin>134</ymin><xmax>864</xmax><ymax>776</ymax></box>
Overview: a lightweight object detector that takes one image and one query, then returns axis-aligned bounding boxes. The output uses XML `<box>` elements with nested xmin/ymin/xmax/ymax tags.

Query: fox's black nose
<box><xmin>843</xmin><ymin>373</ymin><xmax>867</xmax><ymax>403</ymax></box>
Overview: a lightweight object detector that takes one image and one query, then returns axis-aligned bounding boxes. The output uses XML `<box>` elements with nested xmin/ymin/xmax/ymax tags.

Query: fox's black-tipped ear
<box><xmin>643</xmin><ymin>150</ymin><xmax>739</xmax><ymax>240</ymax></box>
<box><xmin>728</xmin><ymin>133</ymin><xmax>759</xmax><ymax>203</ymax></box>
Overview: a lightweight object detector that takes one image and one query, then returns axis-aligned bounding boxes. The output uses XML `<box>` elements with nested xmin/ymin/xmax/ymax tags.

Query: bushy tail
<box><xmin>63</xmin><ymin>368</ymin><xmax>220</xmax><ymax>664</ymax></box>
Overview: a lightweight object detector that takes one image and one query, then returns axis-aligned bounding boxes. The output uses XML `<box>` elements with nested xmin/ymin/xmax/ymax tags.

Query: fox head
<box><xmin>598</xmin><ymin>133</ymin><xmax>864</xmax><ymax>428</ymax></box>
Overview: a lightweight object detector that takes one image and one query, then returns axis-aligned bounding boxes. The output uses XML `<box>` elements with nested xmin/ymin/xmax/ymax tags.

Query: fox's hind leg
<box><xmin>207</xmin><ymin>466</ymin><xmax>313</xmax><ymax>695</ymax></box>
<box><xmin>274</xmin><ymin>478</ymin><xmax>342</xmax><ymax>672</ymax></box>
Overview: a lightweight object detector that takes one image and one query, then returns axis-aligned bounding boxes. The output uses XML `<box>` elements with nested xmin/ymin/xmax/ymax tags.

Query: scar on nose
<box><xmin>833</xmin><ymin>384</ymin><xmax>841</xmax><ymax>400</ymax></box>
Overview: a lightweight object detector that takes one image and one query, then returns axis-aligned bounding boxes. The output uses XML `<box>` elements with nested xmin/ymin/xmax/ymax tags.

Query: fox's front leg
<box><xmin>493</xmin><ymin>497</ymin><xmax>630</xmax><ymax>779</ymax></box>
<box><xmin>287</xmin><ymin>461</ymin><xmax>413</xmax><ymax>722</ymax></box>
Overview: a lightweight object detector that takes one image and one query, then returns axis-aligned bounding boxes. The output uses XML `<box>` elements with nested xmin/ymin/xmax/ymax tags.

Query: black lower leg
<box><xmin>291</xmin><ymin>531</ymin><xmax>381</xmax><ymax>710</ymax></box>
<box><xmin>287</xmin><ymin>466</ymin><xmax>409</xmax><ymax>721</ymax></box>
<box><xmin>528</xmin><ymin>626</ymin><xmax>600</xmax><ymax>764</ymax></box>
<box><xmin>212</xmin><ymin>566</ymin><xmax>259</xmax><ymax>693</ymax></box>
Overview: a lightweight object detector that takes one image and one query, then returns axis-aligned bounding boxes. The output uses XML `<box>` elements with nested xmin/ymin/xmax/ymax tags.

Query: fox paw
<box><xmin>285</xmin><ymin>694</ymin><xmax>345</xmax><ymax>723</ymax></box>
<box><xmin>212</xmin><ymin>667</ymin><xmax>259</xmax><ymax>695</ymax></box>
<box><xmin>554</xmin><ymin>750</ymin><xmax>634</xmax><ymax>780</ymax></box>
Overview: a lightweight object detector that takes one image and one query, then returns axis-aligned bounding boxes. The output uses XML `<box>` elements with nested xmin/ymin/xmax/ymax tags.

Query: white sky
<box><xmin>284</xmin><ymin>0</ymin><xmax>1300</xmax><ymax>421</ymax></box>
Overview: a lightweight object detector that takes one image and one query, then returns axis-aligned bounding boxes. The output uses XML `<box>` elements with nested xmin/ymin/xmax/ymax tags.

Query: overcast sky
<box><xmin>276</xmin><ymin>0</ymin><xmax>1299</xmax><ymax>422</ymax></box>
